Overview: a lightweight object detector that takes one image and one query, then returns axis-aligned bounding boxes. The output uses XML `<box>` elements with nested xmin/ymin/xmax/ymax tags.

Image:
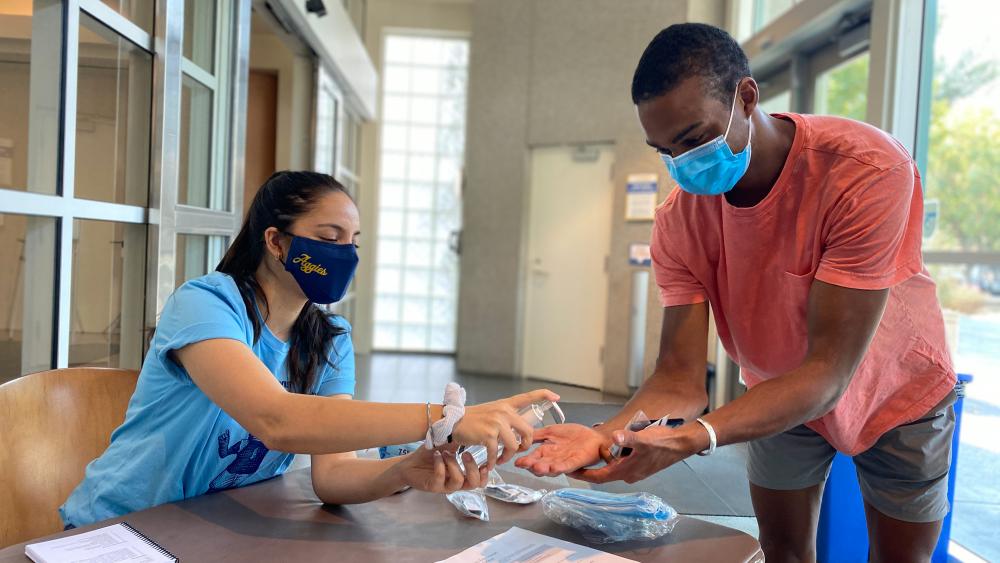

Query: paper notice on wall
<box><xmin>625</xmin><ymin>173</ymin><xmax>657</xmax><ymax>221</ymax></box>
<box><xmin>628</xmin><ymin>243</ymin><xmax>651</xmax><ymax>267</ymax></box>
<box><xmin>0</xmin><ymin>138</ymin><xmax>13</xmax><ymax>187</ymax></box>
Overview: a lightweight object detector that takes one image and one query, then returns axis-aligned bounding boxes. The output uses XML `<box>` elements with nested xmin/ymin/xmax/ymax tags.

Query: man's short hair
<box><xmin>631</xmin><ymin>23</ymin><xmax>751</xmax><ymax>105</ymax></box>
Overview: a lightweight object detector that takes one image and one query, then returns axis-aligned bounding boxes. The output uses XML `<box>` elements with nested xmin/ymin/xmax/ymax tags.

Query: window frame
<box><xmin>0</xmin><ymin>0</ymin><xmax>251</xmax><ymax>374</ymax></box>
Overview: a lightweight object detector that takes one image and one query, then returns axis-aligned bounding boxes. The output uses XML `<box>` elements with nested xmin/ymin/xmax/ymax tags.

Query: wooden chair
<box><xmin>0</xmin><ymin>368</ymin><xmax>138</xmax><ymax>548</ymax></box>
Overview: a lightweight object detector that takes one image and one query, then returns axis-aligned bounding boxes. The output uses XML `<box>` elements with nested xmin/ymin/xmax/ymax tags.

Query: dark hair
<box><xmin>631</xmin><ymin>23</ymin><xmax>751</xmax><ymax>105</ymax></box>
<box><xmin>217</xmin><ymin>170</ymin><xmax>351</xmax><ymax>394</ymax></box>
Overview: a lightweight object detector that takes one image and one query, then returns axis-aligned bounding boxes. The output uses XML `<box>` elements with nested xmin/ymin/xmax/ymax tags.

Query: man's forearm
<box><xmin>699</xmin><ymin>358</ymin><xmax>848</xmax><ymax>448</ymax></box>
<box><xmin>597</xmin><ymin>368</ymin><xmax>707</xmax><ymax>438</ymax></box>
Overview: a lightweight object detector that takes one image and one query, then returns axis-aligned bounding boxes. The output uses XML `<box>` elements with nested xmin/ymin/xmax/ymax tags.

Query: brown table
<box><xmin>1</xmin><ymin>468</ymin><xmax>763</xmax><ymax>562</ymax></box>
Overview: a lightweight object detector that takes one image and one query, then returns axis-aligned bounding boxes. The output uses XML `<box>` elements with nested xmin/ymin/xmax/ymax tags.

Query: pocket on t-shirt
<box><xmin>782</xmin><ymin>267</ymin><xmax>817</xmax><ymax>281</ymax></box>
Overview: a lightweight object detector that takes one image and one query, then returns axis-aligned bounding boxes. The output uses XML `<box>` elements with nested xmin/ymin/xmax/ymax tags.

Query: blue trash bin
<box><xmin>816</xmin><ymin>373</ymin><xmax>972</xmax><ymax>562</ymax></box>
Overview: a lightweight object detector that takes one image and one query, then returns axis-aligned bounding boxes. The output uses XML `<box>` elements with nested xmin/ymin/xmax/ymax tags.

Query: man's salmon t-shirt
<box><xmin>650</xmin><ymin>112</ymin><xmax>956</xmax><ymax>455</ymax></box>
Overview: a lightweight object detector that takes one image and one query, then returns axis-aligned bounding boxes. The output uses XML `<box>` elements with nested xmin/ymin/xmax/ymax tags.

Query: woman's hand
<box><xmin>390</xmin><ymin>447</ymin><xmax>488</xmax><ymax>493</ymax></box>
<box><xmin>451</xmin><ymin>389</ymin><xmax>560</xmax><ymax>469</ymax></box>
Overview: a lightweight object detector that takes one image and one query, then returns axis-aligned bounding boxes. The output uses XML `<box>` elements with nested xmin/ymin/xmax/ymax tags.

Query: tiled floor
<box><xmin>353</xmin><ymin>352</ymin><xmax>628</xmax><ymax>405</ymax></box>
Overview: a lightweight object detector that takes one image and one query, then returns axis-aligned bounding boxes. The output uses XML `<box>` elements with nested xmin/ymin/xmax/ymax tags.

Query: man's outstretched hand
<box><xmin>514</xmin><ymin>423</ymin><xmax>613</xmax><ymax>476</ymax></box>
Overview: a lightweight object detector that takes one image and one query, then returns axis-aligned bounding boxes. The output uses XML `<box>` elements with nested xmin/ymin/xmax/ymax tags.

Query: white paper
<box><xmin>625</xmin><ymin>173</ymin><xmax>658</xmax><ymax>221</ymax></box>
<box><xmin>628</xmin><ymin>243</ymin><xmax>651</xmax><ymax>266</ymax></box>
<box><xmin>26</xmin><ymin>523</ymin><xmax>174</xmax><ymax>563</ymax></box>
<box><xmin>437</xmin><ymin>526</ymin><xmax>636</xmax><ymax>563</ymax></box>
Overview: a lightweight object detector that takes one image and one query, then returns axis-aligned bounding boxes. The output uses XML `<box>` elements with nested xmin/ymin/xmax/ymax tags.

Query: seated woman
<box><xmin>61</xmin><ymin>171</ymin><xmax>556</xmax><ymax>527</ymax></box>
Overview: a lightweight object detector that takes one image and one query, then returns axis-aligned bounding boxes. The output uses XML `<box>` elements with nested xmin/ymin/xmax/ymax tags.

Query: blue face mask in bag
<box><xmin>660</xmin><ymin>82</ymin><xmax>753</xmax><ymax>196</ymax></box>
<box><xmin>540</xmin><ymin>488</ymin><xmax>678</xmax><ymax>543</ymax></box>
<box><xmin>283</xmin><ymin>235</ymin><xmax>358</xmax><ymax>304</ymax></box>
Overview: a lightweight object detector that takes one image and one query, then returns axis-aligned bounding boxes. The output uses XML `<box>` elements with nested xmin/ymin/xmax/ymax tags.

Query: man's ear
<box><xmin>738</xmin><ymin>77</ymin><xmax>760</xmax><ymax>117</ymax></box>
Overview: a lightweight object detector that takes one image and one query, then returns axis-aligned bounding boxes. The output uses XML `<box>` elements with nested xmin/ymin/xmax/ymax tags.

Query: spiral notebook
<box><xmin>26</xmin><ymin>522</ymin><xmax>178</xmax><ymax>563</ymax></box>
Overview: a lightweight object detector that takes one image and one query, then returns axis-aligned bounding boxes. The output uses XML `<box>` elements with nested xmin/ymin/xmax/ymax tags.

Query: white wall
<box><xmin>458</xmin><ymin>0</ymin><xmax>727</xmax><ymax>391</ymax></box>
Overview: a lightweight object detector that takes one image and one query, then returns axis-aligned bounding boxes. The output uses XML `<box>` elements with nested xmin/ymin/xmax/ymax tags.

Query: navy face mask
<box><xmin>282</xmin><ymin>234</ymin><xmax>358</xmax><ymax>304</ymax></box>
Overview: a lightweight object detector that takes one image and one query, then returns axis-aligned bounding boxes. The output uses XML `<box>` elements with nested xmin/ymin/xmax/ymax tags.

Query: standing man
<box><xmin>516</xmin><ymin>23</ymin><xmax>956</xmax><ymax>563</ymax></box>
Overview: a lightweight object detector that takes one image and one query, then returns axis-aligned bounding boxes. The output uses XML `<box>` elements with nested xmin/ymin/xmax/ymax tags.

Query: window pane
<box><xmin>76</xmin><ymin>14</ymin><xmax>152</xmax><ymax>206</ymax></box>
<box><xmin>377</xmin><ymin>238</ymin><xmax>402</xmax><ymax>265</ymax></box>
<box><xmin>440</xmin><ymin>97</ymin><xmax>465</xmax><ymax>126</ymax></box>
<box><xmin>403</xmin><ymin>269</ymin><xmax>429</xmax><ymax>295</ymax></box>
<box><xmin>921</xmin><ymin>4</ymin><xmax>1000</xmax><ymax>254</ymax></box>
<box><xmin>405</xmin><ymin>241</ymin><xmax>432</xmax><ymax>267</ymax></box>
<box><xmin>407</xmin><ymin>182</ymin><xmax>433</xmax><ymax>210</ymax></box>
<box><xmin>409</xmin><ymin>97</ymin><xmax>438</xmax><ymax>125</ymax></box>
<box><xmin>759</xmin><ymin>90</ymin><xmax>791</xmax><ymax>114</ymax></box>
<box><xmin>0</xmin><ymin>1</ymin><xmax>61</xmax><ymax>194</ymax></box>
<box><xmin>374</xmin><ymin>35</ymin><xmax>468</xmax><ymax>352</ymax></box>
<box><xmin>314</xmin><ymin>74</ymin><xmax>339</xmax><ymax>175</ymax></box>
<box><xmin>928</xmin><ymin>262</ymin><xmax>1000</xmax><ymax>559</ymax></box>
<box><xmin>376</xmin><ymin>266</ymin><xmax>401</xmax><ymax>293</ymax></box>
<box><xmin>178</xmin><ymin>75</ymin><xmax>215</xmax><ymax>208</ymax></box>
<box><xmin>183</xmin><ymin>0</ymin><xmax>216</xmax><ymax>73</ymax></box>
<box><xmin>813</xmin><ymin>52</ymin><xmax>869</xmax><ymax>121</ymax></box>
<box><xmin>375</xmin><ymin>295</ymin><xmax>400</xmax><ymax>322</ymax></box>
<box><xmin>98</xmin><ymin>0</ymin><xmax>154</xmax><ymax>34</ymax></box>
<box><xmin>380</xmin><ymin>182</ymin><xmax>405</xmax><ymax>209</ymax></box>
<box><xmin>383</xmin><ymin>94</ymin><xmax>409</xmax><ymax>122</ymax></box>
<box><xmin>0</xmin><ymin>213</ymin><xmax>56</xmax><ymax>382</ymax></box>
<box><xmin>411</xmin><ymin>37</ymin><xmax>442</xmax><ymax>66</ymax></box>
<box><xmin>429</xmin><ymin>326</ymin><xmax>454</xmax><ymax>353</ymax></box>
<box><xmin>752</xmin><ymin>0</ymin><xmax>799</xmax><ymax>33</ymax></box>
<box><xmin>402</xmin><ymin>297</ymin><xmax>429</xmax><ymax>323</ymax></box>
<box><xmin>384</xmin><ymin>66</ymin><xmax>410</xmax><ymax>93</ymax></box>
<box><xmin>382</xmin><ymin>124</ymin><xmax>408</xmax><ymax>151</ymax></box>
<box><xmin>70</xmin><ymin>219</ymin><xmax>146</xmax><ymax>370</ymax></box>
<box><xmin>176</xmin><ymin>234</ymin><xmax>227</xmax><ymax>287</ymax></box>
<box><xmin>411</xmin><ymin>68</ymin><xmax>441</xmax><ymax>95</ymax></box>
<box><xmin>919</xmin><ymin>3</ymin><xmax>1000</xmax><ymax>558</ymax></box>
<box><xmin>384</xmin><ymin>36</ymin><xmax>412</xmax><ymax>64</ymax></box>
<box><xmin>373</xmin><ymin>323</ymin><xmax>399</xmax><ymax>349</ymax></box>
<box><xmin>400</xmin><ymin>325</ymin><xmax>427</xmax><ymax>349</ymax></box>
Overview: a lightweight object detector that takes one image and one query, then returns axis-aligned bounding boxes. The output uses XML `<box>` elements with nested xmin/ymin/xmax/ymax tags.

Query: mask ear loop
<box><xmin>723</xmin><ymin>80</ymin><xmax>744</xmax><ymax>141</ymax></box>
<box><xmin>724</xmin><ymin>79</ymin><xmax>753</xmax><ymax>153</ymax></box>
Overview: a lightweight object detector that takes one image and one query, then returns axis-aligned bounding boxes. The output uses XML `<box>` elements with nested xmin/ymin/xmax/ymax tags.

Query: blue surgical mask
<box><xmin>660</xmin><ymin>83</ymin><xmax>752</xmax><ymax>196</ymax></box>
<box><xmin>283</xmin><ymin>235</ymin><xmax>358</xmax><ymax>304</ymax></box>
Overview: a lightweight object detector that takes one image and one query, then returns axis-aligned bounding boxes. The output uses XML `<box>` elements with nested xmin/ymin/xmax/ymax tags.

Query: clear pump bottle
<box><xmin>460</xmin><ymin>400</ymin><xmax>565</xmax><ymax>467</ymax></box>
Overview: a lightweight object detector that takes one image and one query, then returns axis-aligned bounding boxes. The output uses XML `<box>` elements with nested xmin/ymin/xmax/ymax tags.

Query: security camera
<box><xmin>305</xmin><ymin>0</ymin><xmax>326</xmax><ymax>17</ymax></box>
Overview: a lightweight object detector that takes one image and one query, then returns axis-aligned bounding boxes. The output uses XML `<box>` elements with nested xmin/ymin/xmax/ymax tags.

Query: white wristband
<box><xmin>695</xmin><ymin>417</ymin><xmax>717</xmax><ymax>456</ymax></box>
<box><xmin>425</xmin><ymin>382</ymin><xmax>466</xmax><ymax>449</ymax></box>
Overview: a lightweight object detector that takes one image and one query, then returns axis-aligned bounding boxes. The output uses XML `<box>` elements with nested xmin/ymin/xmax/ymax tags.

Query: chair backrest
<box><xmin>0</xmin><ymin>368</ymin><xmax>138</xmax><ymax>548</ymax></box>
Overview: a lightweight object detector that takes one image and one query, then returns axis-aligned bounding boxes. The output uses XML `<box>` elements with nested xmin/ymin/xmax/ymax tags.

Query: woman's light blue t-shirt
<box><xmin>60</xmin><ymin>272</ymin><xmax>355</xmax><ymax>527</ymax></box>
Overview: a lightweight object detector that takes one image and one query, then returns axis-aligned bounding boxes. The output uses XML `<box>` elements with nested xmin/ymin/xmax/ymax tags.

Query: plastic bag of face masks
<box><xmin>541</xmin><ymin>488</ymin><xmax>678</xmax><ymax>544</ymax></box>
<box><xmin>482</xmin><ymin>470</ymin><xmax>547</xmax><ymax>504</ymax></box>
<box><xmin>446</xmin><ymin>489</ymin><xmax>490</xmax><ymax>521</ymax></box>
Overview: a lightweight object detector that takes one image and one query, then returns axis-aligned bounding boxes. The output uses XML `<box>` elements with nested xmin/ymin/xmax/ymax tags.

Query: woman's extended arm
<box><xmin>174</xmin><ymin>339</ymin><xmax>557</xmax><ymax>461</ymax></box>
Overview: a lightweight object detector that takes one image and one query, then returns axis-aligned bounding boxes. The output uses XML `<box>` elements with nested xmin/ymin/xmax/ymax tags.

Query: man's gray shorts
<box><xmin>747</xmin><ymin>390</ymin><xmax>956</xmax><ymax>523</ymax></box>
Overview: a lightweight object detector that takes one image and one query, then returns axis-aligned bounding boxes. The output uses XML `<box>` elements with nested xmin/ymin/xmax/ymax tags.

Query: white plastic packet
<box><xmin>483</xmin><ymin>470</ymin><xmax>547</xmax><ymax>504</ymax></box>
<box><xmin>446</xmin><ymin>489</ymin><xmax>490</xmax><ymax>521</ymax></box>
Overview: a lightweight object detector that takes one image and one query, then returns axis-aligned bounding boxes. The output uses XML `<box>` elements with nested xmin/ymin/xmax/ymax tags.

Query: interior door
<box><xmin>521</xmin><ymin>144</ymin><xmax>614</xmax><ymax>389</ymax></box>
